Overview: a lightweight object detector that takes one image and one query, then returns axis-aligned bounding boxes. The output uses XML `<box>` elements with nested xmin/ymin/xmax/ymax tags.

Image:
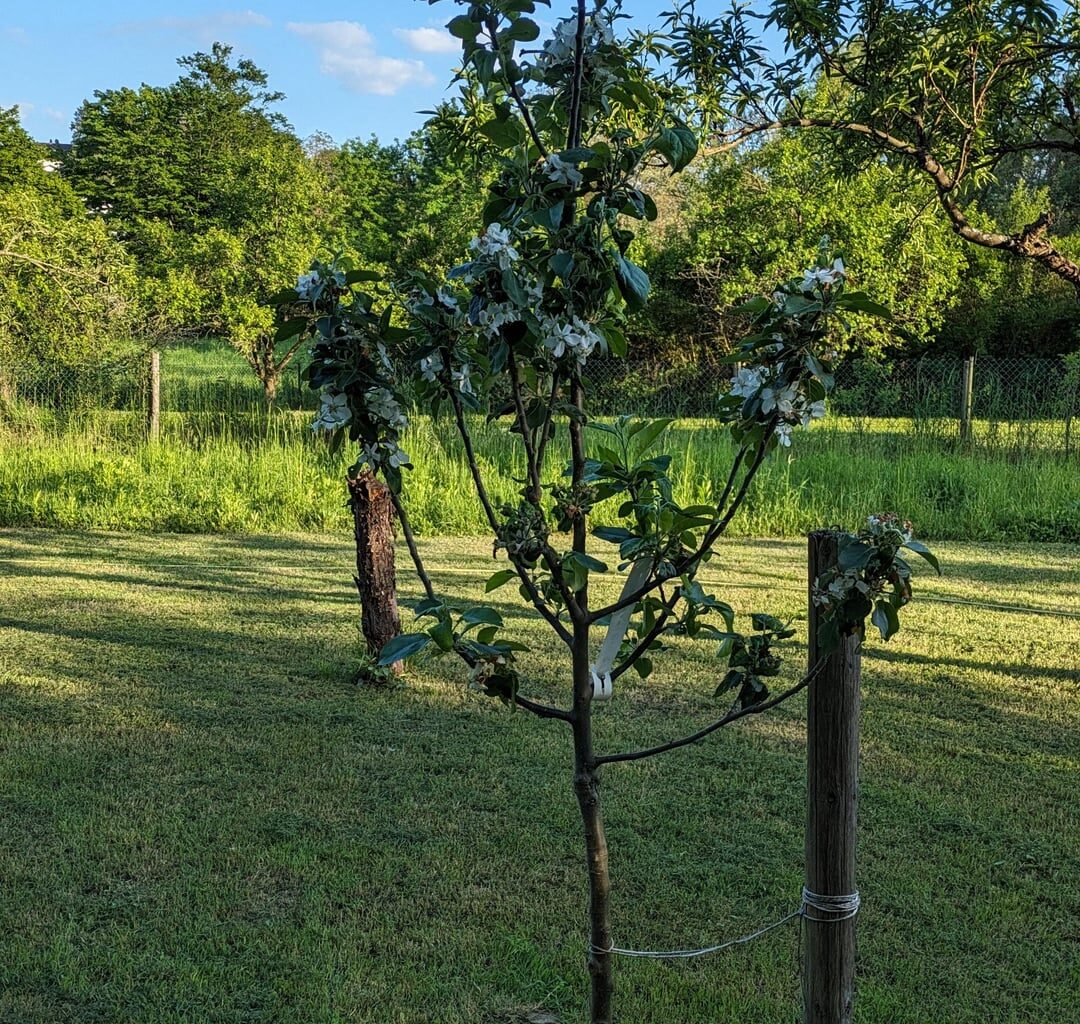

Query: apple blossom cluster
<box><xmin>357</xmin><ymin>439</ymin><xmax>411</xmax><ymax>473</ymax></box>
<box><xmin>454</xmin><ymin>221</ymin><xmax>607</xmax><ymax>369</ymax></box>
<box><xmin>864</xmin><ymin>512</ymin><xmax>915</xmax><ymax>547</ymax></box>
<box><xmin>468</xmin><ymin>222</ymin><xmax>520</xmax><ymax>270</ymax></box>
<box><xmin>536</xmin><ymin>10</ymin><xmax>615</xmax><ymax>68</ymax></box>
<box><xmin>800</xmin><ymin>257</ymin><xmax>846</xmax><ymax>293</ymax></box>
<box><xmin>295</xmin><ymin>266</ymin><xmax>345</xmax><ymax>303</ymax></box>
<box><xmin>729</xmin><ymin>365</ymin><xmax>827</xmax><ymax>446</ymax></box>
<box><xmin>541</xmin><ymin>315</ymin><xmax>603</xmax><ymax>364</ymax></box>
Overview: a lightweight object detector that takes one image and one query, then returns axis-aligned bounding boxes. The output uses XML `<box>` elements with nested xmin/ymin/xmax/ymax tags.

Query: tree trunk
<box><xmin>347</xmin><ymin>471</ymin><xmax>402</xmax><ymax>679</ymax></box>
<box><xmin>263</xmin><ymin>370</ymin><xmax>278</xmax><ymax>404</ymax></box>
<box><xmin>572</xmin><ymin>626</ymin><xmax>614</xmax><ymax>1023</ymax></box>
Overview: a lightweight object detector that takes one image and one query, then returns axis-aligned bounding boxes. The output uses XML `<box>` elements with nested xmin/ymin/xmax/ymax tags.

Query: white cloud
<box><xmin>112</xmin><ymin>10</ymin><xmax>272</xmax><ymax>41</ymax></box>
<box><xmin>287</xmin><ymin>21</ymin><xmax>435</xmax><ymax>96</ymax></box>
<box><xmin>394</xmin><ymin>26</ymin><xmax>459</xmax><ymax>55</ymax></box>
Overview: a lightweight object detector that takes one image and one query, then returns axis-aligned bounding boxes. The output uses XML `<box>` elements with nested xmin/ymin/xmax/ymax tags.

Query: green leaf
<box><xmin>478</xmin><ymin>117</ymin><xmax>526</xmax><ymax>149</ymax></box>
<box><xmin>502</xmin><ymin>18</ymin><xmax>540</xmax><ymax>42</ymax></box>
<box><xmin>345</xmin><ymin>269</ymin><xmax>381</xmax><ymax>285</ymax></box>
<box><xmin>565</xmin><ymin>551</ymin><xmax>608</xmax><ymax>573</ymax></box>
<box><xmin>428</xmin><ymin>619</ymin><xmax>456</xmax><ymax>651</ymax></box>
<box><xmin>274</xmin><ymin>318</ymin><xmax>307</xmax><ymax>342</ymax></box>
<box><xmin>835</xmin><ymin>292</ymin><xmax>892</xmax><ymax>318</ymax></box>
<box><xmin>871</xmin><ymin>600</ymin><xmax>900</xmax><ymax>640</ymax></box>
<box><xmin>614</xmin><ymin>256</ymin><xmax>650</xmax><ymax>311</ymax></box>
<box><xmin>632</xmin><ymin>418</ymin><xmax>674</xmax><ymax>454</ymax></box>
<box><xmin>593</xmin><ymin>526</ymin><xmax>634</xmax><ymax>544</ymax></box>
<box><xmin>447</xmin><ymin>15</ymin><xmax>479</xmax><ymax>39</ymax></box>
<box><xmin>600</xmin><ymin>323</ymin><xmax>627</xmax><ymax>357</ymax></box>
<box><xmin>715</xmin><ymin>668</ymin><xmax>743</xmax><ymax>696</ymax></box>
<box><xmin>816</xmin><ymin>616</ymin><xmax>841</xmax><ymax>655</ymax></box>
<box><xmin>903</xmin><ymin>539</ymin><xmax>941</xmax><ymax>574</ymax></box>
<box><xmin>485</xmin><ymin>569</ymin><xmax>517</xmax><ymax>592</ymax></box>
<box><xmin>462</xmin><ymin>607</ymin><xmax>504</xmax><ymax>628</ymax></box>
<box><xmin>838</xmin><ymin>540</ymin><xmax>875</xmax><ymax>571</ymax></box>
<box><xmin>378</xmin><ymin>633</ymin><xmax>430</xmax><ymax>665</ymax></box>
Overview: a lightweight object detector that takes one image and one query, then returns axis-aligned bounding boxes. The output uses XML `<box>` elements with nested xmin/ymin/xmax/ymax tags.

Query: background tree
<box><xmin>333</xmin><ymin>115</ymin><xmax>495</xmax><ymax>282</ymax></box>
<box><xmin>0</xmin><ymin>109</ymin><xmax>142</xmax><ymax>367</ymax></box>
<box><xmin>631</xmin><ymin>130</ymin><xmax>968</xmax><ymax>359</ymax></box>
<box><xmin>666</xmin><ymin>0</ymin><xmax>1080</xmax><ymax>291</ymax></box>
<box><xmin>66</xmin><ymin>45</ymin><xmax>342</xmax><ymax>400</ymax></box>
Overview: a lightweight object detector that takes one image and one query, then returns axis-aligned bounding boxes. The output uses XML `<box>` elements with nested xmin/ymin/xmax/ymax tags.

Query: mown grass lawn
<box><xmin>0</xmin><ymin>531</ymin><xmax>1077</xmax><ymax>1023</ymax></box>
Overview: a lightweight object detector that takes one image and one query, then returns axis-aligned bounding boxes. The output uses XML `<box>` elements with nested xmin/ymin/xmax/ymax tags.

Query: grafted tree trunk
<box><xmin>347</xmin><ymin>470</ymin><xmax>402</xmax><ymax>679</ymax></box>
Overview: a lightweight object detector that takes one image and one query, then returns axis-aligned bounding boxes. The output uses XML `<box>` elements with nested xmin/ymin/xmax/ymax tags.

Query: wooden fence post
<box><xmin>959</xmin><ymin>355</ymin><xmax>975</xmax><ymax>440</ymax></box>
<box><xmin>804</xmin><ymin>530</ymin><xmax>862</xmax><ymax>1024</ymax></box>
<box><xmin>147</xmin><ymin>349</ymin><xmax>161</xmax><ymax>441</ymax></box>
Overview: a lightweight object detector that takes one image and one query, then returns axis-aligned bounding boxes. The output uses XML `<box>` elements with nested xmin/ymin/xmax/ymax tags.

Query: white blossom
<box><xmin>478</xmin><ymin>301</ymin><xmax>521</xmax><ymax>337</ymax></box>
<box><xmin>538</xmin><ymin>12</ymin><xmax>615</xmax><ymax>66</ymax></box>
<box><xmin>541</xmin><ymin>316</ymin><xmax>602</xmax><ymax>364</ymax></box>
<box><xmin>544</xmin><ymin>154</ymin><xmax>583</xmax><ymax>188</ymax></box>
<box><xmin>296</xmin><ymin>271</ymin><xmax>321</xmax><ymax>301</ymax></box>
<box><xmin>419</xmin><ymin>353</ymin><xmax>444</xmax><ymax>382</ymax></box>
<box><xmin>800</xmin><ymin>257</ymin><xmax>846</xmax><ymax>292</ymax></box>
<box><xmin>730</xmin><ymin>367</ymin><xmax>763</xmax><ymax>399</ymax></box>
<box><xmin>452</xmin><ymin>364</ymin><xmax>474</xmax><ymax>396</ymax></box>
<box><xmin>312</xmin><ymin>392</ymin><xmax>351</xmax><ymax>433</ymax></box>
<box><xmin>365</xmin><ymin>387</ymin><xmax>408</xmax><ymax>430</ymax></box>
<box><xmin>469</xmin><ymin>222</ymin><xmax>520</xmax><ymax>269</ymax></box>
<box><xmin>761</xmin><ymin>383</ymin><xmax>799</xmax><ymax>416</ymax></box>
<box><xmin>358</xmin><ymin>440</ymin><xmax>410</xmax><ymax>472</ymax></box>
<box><xmin>775</xmin><ymin>422</ymin><xmax>794</xmax><ymax>447</ymax></box>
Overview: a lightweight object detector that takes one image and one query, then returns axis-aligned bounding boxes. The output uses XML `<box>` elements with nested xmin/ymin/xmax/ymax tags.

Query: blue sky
<box><xmin>0</xmin><ymin>1</ymin><xmax>703</xmax><ymax>145</ymax></box>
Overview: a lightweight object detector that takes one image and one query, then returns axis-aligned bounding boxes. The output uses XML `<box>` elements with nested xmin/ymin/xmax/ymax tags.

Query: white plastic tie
<box><xmin>588</xmin><ymin>559</ymin><xmax>652</xmax><ymax>703</ymax></box>
<box><xmin>590</xmin><ymin>670</ymin><xmax>613</xmax><ymax>702</ymax></box>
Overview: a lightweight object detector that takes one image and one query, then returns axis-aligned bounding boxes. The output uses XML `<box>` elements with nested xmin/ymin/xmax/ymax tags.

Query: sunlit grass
<box><xmin>0</xmin><ymin>406</ymin><xmax>1077</xmax><ymax>540</ymax></box>
<box><xmin>0</xmin><ymin>530</ymin><xmax>1076</xmax><ymax>1023</ymax></box>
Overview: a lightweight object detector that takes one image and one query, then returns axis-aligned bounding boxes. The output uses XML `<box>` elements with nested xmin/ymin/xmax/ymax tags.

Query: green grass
<box><xmin>1</xmin><ymin>530</ymin><xmax>1077</xmax><ymax>1023</ymax></box>
<box><xmin>1</xmin><ymin>408</ymin><xmax>1078</xmax><ymax>540</ymax></box>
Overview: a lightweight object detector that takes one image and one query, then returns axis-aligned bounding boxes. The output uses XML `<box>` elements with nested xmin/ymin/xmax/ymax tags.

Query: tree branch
<box><xmin>483</xmin><ymin>14</ymin><xmax>549</xmax><ymax>158</ymax></box>
<box><xmin>594</xmin><ymin>658</ymin><xmax>827</xmax><ymax>765</ymax></box>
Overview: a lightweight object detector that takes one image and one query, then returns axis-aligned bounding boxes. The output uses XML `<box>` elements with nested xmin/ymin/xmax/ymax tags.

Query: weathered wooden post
<box><xmin>804</xmin><ymin>530</ymin><xmax>862</xmax><ymax>1024</ymax></box>
<box><xmin>347</xmin><ymin>470</ymin><xmax>402</xmax><ymax>679</ymax></box>
<box><xmin>959</xmin><ymin>354</ymin><xmax>975</xmax><ymax>441</ymax></box>
<box><xmin>147</xmin><ymin>349</ymin><xmax>161</xmax><ymax>442</ymax></box>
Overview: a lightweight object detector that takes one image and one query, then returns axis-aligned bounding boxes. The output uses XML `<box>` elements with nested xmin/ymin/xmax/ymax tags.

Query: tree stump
<box><xmin>347</xmin><ymin>470</ymin><xmax>402</xmax><ymax>679</ymax></box>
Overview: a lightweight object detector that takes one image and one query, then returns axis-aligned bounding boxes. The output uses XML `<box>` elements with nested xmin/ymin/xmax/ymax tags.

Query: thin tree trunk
<box><xmin>572</xmin><ymin>626</ymin><xmax>614</xmax><ymax>1023</ymax></box>
<box><xmin>263</xmin><ymin>370</ymin><xmax>278</xmax><ymax>404</ymax></box>
<box><xmin>347</xmin><ymin>470</ymin><xmax>402</xmax><ymax>679</ymax></box>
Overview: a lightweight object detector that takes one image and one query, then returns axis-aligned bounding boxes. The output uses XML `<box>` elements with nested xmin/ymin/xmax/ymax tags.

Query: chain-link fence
<box><xmin>2</xmin><ymin>351</ymin><xmax>1078</xmax><ymax>454</ymax></box>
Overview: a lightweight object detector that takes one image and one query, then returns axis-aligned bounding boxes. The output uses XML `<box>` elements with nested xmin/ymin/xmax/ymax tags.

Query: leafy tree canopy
<box><xmin>665</xmin><ymin>0</ymin><xmax>1080</xmax><ymax>291</ymax></box>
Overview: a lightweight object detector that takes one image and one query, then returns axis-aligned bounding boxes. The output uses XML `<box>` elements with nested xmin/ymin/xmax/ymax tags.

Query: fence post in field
<box><xmin>804</xmin><ymin>530</ymin><xmax>862</xmax><ymax>1024</ymax></box>
<box><xmin>959</xmin><ymin>355</ymin><xmax>975</xmax><ymax>440</ymax></box>
<box><xmin>147</xmin><ymin>349</ymin><xmax>161</xmax><ymax>441</ymax></box>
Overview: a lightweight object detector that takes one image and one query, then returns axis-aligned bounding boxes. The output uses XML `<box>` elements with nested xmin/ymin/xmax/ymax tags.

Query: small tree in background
<box><xmin>280</xmin><ymin>3</ymin><xmax>925</xmax><ymax>1019</ymax></box>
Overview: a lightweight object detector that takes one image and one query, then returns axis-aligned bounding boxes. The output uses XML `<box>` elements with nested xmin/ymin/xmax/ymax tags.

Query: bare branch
<box><xmin>594</xmin><ymin>658</ymin><xmax>828</xmax><ymax>766</ymax></box>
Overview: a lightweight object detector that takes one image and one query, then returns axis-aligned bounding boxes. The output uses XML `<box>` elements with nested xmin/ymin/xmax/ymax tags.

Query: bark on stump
<box><xmin>347</xmin><ymin>471</ymin><xmax>402</xmax><ymax>678</ymax></box>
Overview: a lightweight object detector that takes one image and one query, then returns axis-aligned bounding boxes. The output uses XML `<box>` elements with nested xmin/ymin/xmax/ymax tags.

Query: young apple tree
<box><xmin>278</xmin><ymin>2</ymin><xmax>916</xmax><ymax>1020</ymax></box>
